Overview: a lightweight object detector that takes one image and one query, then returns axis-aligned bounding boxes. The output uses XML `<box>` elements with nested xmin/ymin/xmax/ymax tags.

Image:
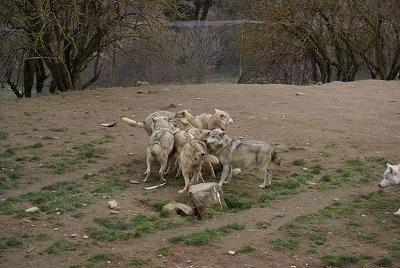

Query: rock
<box><xmin>163</xmin><ymin>202</ymin><xmax>195</xmax><ymax>216</ymax></box>
<box><xmin>232</xmin><ymin>168</ymin><xmax>241</xmax><ymax>176</ymax></box>
<box><xmin>108</xmin><ymin>200</ymin><xmax>118</xmax><ymax>209</ymax></box>
<box><xmin>25</xmin><ymin>207</ymin><xmax>39</xmax><ymax>213</ymax></box>
<box><xmin>228</xmin><ymin>250</ymin><xmax>236</xmax><ymax>255</ymax></box>
<box><xmin>188</xmin><ymin>182</ymin><xmax>227</xmax><ymax>219</ymax></box>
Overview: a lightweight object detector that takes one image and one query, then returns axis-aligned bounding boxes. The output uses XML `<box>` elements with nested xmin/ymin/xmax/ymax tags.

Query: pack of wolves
<box><xmin>122</xmin><ymin>108</ymin><xmax>400</xmax><ymax>216</ymax></box>
<box><xmin>122</xmin><ymin>108</ymin><xmax>281</xmax><ymax>193</ymax></box>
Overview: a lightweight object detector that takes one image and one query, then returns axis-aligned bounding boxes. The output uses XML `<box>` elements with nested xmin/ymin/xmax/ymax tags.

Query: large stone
<box><xmin>188</xmin><ymin>182</ymin><xmax>227</xmax><ymax>219</ymax></box>
<box><xmin>163</xmin><ymin>202</ymin><xmax>195</xmax><ymax>216</ymax></box>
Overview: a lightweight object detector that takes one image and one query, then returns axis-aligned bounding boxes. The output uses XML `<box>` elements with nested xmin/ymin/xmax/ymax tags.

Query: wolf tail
<box><xmin>121</xmin><ymin>117</ymin><xmax>145</xmax><ymax>128</ymax></box>
<box><xmin>271</xmin><ymin>150</ymin><xmax>281</xmax><ymax>166</ymax></box>
<box><xmin>201</xmin><ymin>154</ymin><xmax>219</xmax><ymax>165</ymax></box>
<box><xmin>150</xmin><ymin>142</ymin><xmax>162</xmax><ymax>156</ymax></box>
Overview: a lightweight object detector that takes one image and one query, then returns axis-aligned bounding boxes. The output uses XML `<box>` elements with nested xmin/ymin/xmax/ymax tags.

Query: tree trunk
<box><xmin>23</xmin><ymin>59</ymin><xmax>35</xmax><ymax>98</ymax></box>
<box><xmin>35</xmin><ymin>59</ymin><xmax>46</xmax><ymax>93</ymax></box>
<box><xmin>200</xmin><ymin>0</ymin><xmax>212</xmax><ymax>21</ymax></box>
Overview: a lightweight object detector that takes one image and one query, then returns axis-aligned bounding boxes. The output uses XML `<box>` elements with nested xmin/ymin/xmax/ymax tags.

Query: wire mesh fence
<box><xmin>86</xmin><ymin>21</ymin><xmax>384</xmax><ymax>89</ymax></box>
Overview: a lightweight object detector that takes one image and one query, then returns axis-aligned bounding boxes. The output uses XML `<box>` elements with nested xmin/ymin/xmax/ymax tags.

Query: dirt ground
<box><xmin>0</xmin><ymin>80</ymin><xmax>399</xmax><ymax>267</ymax></box>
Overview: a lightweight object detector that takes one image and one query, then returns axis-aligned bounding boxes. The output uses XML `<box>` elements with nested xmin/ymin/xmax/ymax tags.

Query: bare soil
<box><xmin>0</xmin><ymin>80</ymin><xmax>399</xmax><ymax>267</ymax></box>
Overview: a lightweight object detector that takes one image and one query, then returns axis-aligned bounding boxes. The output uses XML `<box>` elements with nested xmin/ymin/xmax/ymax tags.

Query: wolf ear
<box><xmin>220</xmin><ymin>131</ymin><xmax>225</xmax><ymax>137</ymax></box>
<box><xmin>187</xmin><ymin>109</ymin><xmax>191</xmax><ymax>114</ymax></box>
<box><xmin>387</xmin><ymin>163</ymin><xmax>395</xmax><ymax>174</ymax></box>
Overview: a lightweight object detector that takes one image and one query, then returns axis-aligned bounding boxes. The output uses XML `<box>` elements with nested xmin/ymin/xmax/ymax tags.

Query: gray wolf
<box><xmin>178</xmin><ymin>140</ymin><xmax>219</xmax><ymax>193</ymax></box>
<box><xmin>143</xmin><ymin>117</ymin><xmax>176</xmax><ymax>183</ymax></box>
<box><xmin>378</xmin><ymin>163</ymin><xmax>400</xmax><ymax>215</ymax></box>
<box><xmin>206</xmin><ymin>128</ymin><xmax>281</xmax><ymax>188</ymax></box>
<box><xmin>121</xmin><ymin>111</ymin><xmax>175</xmax><ymax>135</ymax></box>
<box><xmin>175</xmin><ymin>108</ymin><xmax>234</xmax><ymax>130</ymax></box>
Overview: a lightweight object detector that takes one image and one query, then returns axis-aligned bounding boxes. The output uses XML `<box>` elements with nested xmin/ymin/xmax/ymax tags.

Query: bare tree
<box><xmin>0</xmin><ymin>0</ymin><xmax>174</xmax><ymax>97</ymax></box>
<box><xmin>230</xmin><ymin>0</ymin><xmax>400</xmax><ymax>84</ymax></box>
<box><xmin>179</xmin><ymin>25</ymin><xmax>223</xmax><ymax>83</ymax></box>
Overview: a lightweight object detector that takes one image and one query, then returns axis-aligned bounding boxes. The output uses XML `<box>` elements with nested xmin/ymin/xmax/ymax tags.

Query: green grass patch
<box><xmin>0</xmin><ymin>160</ymin><xmax>24</xmax><ymax>193</ymax></box>
<box><xmin>157</xmin><ymin>246</ymin><xmax>171</xmax><ymax>256</ymax></box>
<box><xmin>86</xmin><ymin>214</ymin><xmax>184</xmax><ymax>241</ymax></box>
<box><xmin>0</xmin><ymin>147</ymin><xmax>16</xmax><ymax>158</ymax></box>
<box><xmin>237</xmin><ymin>244</ymin><xmax>255</xmax><ymax>253</ymax></box>
<box><xmin>260</xmin><ymin>175</ymin><xmax>309</xmax><ymax>205</ymax></box>
<box><xmin>43</xmin><ymin>141</ymin><xmax>106</xmax><ymax>174</ymax></box>
<box><xmin>0</xmin><ymin>132</ymin><xmax>7</xmax><ymax>140</ymax></box>
<box><xmin>44</xmin><ymin>238</ymin><xmax>79</xmax><ymax>254</ymax></box>
<box><xmin>0</xmin><ymin>179</ymin><xmax>92</xmax><ymax>218</ymax></box>
<box><xmin>24</xmin><ymin>142</ymin><xmax>43</xmax><ymax>149</ymax></box>
<box><xmin>291</xmin><ymin>159</ymin><xmax>305</xmax><ymax>166</ymax></box>
<box><xmin>269</xmin><ymin>238</ymin><xmax>298</xmax><ymax>250</ymax></box>
<box><xmin>0</xmin><ymin>235</ymin><xmax>24</xmax><ymax>255</ymax></box>
<box><xmin>320</xmin><ymin>254</ymin><xmax>359</xmax><ymax>267</ymax></box>
<box><xmin>316</xmin><ymin>157</ymin><xmax>383</xmax><ymax>190</ymax></box>
<box><xmin>224</xmin><ymin>193</ymin><xmax>253</xmax><ymax>212</ymax></box>
<box><xmin>87</xmin><ymin>252</ymin><xmax>118</xmax><ymax>263</ymax></box>
<box><xmin>169</xmin><ymin>223</ymin><xmax>245</xmax><ymax>246</ymax></box>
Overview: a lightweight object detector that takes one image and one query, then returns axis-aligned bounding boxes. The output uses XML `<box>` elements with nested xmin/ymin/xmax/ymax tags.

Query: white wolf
<box><xmin>378</xmin><ymin>163</ymin><xmax>400</xmax><ymax>215</ymax></box>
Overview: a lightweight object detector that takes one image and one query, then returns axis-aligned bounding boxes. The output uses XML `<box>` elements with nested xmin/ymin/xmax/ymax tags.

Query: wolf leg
<box><xmin>143</xmin><ymin>155</ymin><xmax>152</xmax><ymax>182</ymax></box>
<box><xmin>258</xmin><ymin>168</ymin><xmax>271</xmax><ymax>189</ymax></box>
<box><xmin>179</xmin><ymin>168</ymin><xmax>192</xmax><ymax>193</ymax></box>
<box><xmin>219</xmin><ymin>165</ymin><xmax>231</xmax><ymax>186</ymax></box>
<box><xmin>394</xmin><ymin>208</ymin><xmax>400</xmax><ymax>216</ymax></box>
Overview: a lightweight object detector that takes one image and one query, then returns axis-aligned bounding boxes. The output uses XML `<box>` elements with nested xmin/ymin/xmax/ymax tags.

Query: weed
<box><xmin>152</xmin><ymin>199</ymin><xmax>171</xmax><ymax>211</ymax></box>
<box><xmin>237</xmin><ymin>244</ymin><xmax>255</xmax><ymax>253</ymax></box>
<box><xmin>357</xmin><ymin>230</ymin><xmax>378</xmax><ymax>243</ymax></box>
<box><xmin>87</xmin><ymin>252</ymin><xmax>117</xmax><ymax>263</ymax></box>
<box><xmin>169</xmin><ymin>223</ymin><xmax>245</xmax><ymax>246</ymax></box>
<box><xmin>44</xmin><ymin>141</ymin><xmax>106</xmax><ymax>174</ymax></box>
<box><xmin>320</xmin><ymin>254</ymin><xmax>359</xmax><ymax>267</ymax></box>
<box><xmin>291</xmin><ymin>159</ymin><xmax>305</xmax><ymax>166</ymax></box>
<box><xmin>44</xmin><ymin>238</ymin><xmax>79</xmax><ymax>254</ymax></box>
<box><xmin>260</xmin><ymin>177</ymin><xmax>305</xmax><ymax>205</ymax></box>
<box><xmin>0</xmin><ymin>147</ymin><xmax>15</xmax><ymax>158</ymax></box>
<box><xmin>0</xmin><ymin>179</ymin><xmax>92</xmax><ymax>217</ymax></box>
<box><xmin>269</xmin><ymin>238</ymin><xmax>298</xmax><ymax>250</ymax></box>
<box><xmin>224</xmin><ymin>193</ymin><xmax>252</xmax><ymax>211</ymax></box>
<box><xmin>24</xmin><ymin>142</ymin><xmax>43</xmax><ymax>149</ymax></box>
<box><xmin>86</xmin><ymin>214</ymin><xmax>183</xmax><ymax>241</ymax></box>
<box><xmin>90</xmin><ymin>177</ymin><xmax>130</xmax><ymax>195</ymax></box>
<box><xmin>0</xmin><ymin>132</ymin><xmax>7</xmax><ymax>140</ymax></box>
<box><xmin>0</xmin><ymin>235</ymin><xmax>24</xmax><ymax>255</ymax></box>
<box><xmin>15</xmin><ymin>155</ymin><xmax>41</xmax><ymax>162</ymax></box>
<box><xmin>305</xmin><ymin>227</ymin><xmax>328</xmax><ymax>245</ymax></box>
<box><xmin>377</xmin><ymin>255</ymin><xmax>392</xmax><ymax>267</ymax></box>
<box><xmin>157</xmin><ymin>247</ymin><xmax>170</xmax><ymax>256</ymax></box>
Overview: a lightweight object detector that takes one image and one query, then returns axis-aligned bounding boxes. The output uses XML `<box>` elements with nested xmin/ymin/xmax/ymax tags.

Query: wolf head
<box><xmin>378</xmin><ymin>163</ymin><xmax>400</xmax><ymax>188</ymax></box>
<box><xmin>175</xmin><ymin>109</ymin><xmax>192</xmax><ymax>119</ymax></box>
<box><xmin>208</xmin><ymin>109</ymin><xmax>234</xmax><ymax>130</ymax></box>
<box><xmin>206</xmin><ymin>128</ymin><xmax>226</xmax><ymax>147</ymax></box>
